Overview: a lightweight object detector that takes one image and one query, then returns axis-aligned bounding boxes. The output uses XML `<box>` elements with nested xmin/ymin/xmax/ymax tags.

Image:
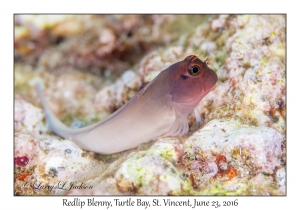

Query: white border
<box><xmin>3</xmin><ymin>0</ymin><xmax>297</xmax><ymax>209</ymax></box>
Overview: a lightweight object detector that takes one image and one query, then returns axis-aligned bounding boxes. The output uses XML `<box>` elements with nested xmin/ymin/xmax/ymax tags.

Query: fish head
<box><xmin>169</xmin><ymin>55</ymin><xmax>218</xmax><ymax>108</ymax></box>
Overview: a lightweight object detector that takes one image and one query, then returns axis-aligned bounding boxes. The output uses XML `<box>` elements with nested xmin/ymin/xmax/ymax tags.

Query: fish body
<box><xmin>37</xmin><ymin>55</ymin><xmax>218</xmax><ymax>154</ymax></box>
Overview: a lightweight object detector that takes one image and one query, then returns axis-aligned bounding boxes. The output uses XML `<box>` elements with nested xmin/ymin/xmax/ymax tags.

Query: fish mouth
<box><xmin>209</xmin><ymin>84</ymin><xmax>217</xmax><ymax>91</ymax></box>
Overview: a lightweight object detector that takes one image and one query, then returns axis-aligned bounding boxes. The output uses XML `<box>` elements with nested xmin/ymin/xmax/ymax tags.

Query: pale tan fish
<box><xmin>37</xmin><ymin>55</ymin><xmax>218</xmax><ymax>154</ymax></box>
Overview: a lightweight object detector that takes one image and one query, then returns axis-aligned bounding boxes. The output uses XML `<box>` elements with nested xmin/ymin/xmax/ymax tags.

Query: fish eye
<box><xmin>189</xmin><ymin>65</ymin><xmax>201</xmax><ymax>76</ymax></box>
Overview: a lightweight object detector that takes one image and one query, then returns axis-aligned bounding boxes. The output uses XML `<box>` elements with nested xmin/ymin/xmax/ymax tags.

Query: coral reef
<box><xmin>14</xmin><ymin>14</ymin><xmax>285</xmax><ymax>195</ymax></box>
<box><xmin>14</xmin><ymin>132</ymin><xmax>106</xmax><ymax>195</ymax></box>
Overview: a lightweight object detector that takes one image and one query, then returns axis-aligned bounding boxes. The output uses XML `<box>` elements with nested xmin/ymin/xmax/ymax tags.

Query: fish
<box><xmin>37</xmin><ymin>55</ymin><xmax>218</xmax><ymax>154</ymax></box>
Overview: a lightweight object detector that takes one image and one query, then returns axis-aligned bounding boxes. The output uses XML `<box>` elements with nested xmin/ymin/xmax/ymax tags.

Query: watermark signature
<box><xmin>22</xmin><ymin>181</ymin><xmax>93</xmax><ymax>192</ymax></box>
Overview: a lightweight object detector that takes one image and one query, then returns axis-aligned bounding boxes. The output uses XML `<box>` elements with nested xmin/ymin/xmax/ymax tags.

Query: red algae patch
<box><xmin>213</xmin><ymin>154</ymin><xmax>238</xmax><ymax>181</ymax></box>
<box><xmin>14</xmin><ymin>156</ymin><xmax>29</xmax><ymax>167</ymax></box>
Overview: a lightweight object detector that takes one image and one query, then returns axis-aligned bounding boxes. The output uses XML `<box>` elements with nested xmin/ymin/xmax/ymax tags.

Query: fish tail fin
<box><xmin>36</xmin><ymin>82</ymin><xmax>73</xmax><ymax>138</ymax></box>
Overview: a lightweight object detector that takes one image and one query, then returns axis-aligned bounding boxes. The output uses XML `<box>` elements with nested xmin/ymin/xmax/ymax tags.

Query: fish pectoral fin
<box><xmin>194</xmin><ymin>108</ymin><xmax>202</xmax><ymax>129</ymax></box>
<box><xmin>162</xmin><ymin>116</ymin><xmax>189</xmax><ymax>137</ymax></box>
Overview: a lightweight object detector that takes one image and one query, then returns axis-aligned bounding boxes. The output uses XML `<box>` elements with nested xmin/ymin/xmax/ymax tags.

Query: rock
<box><xmin>114</xmin><ymin>138</ymin><xmax>188</xmax><ymax>195</ymax></box>
<box><xmin>14</xmin><ymin>95</ymin><xmax>46</xmax><ymax>136</ymax></box>
<box><xmin>184</xmin><ymin>119</ymin><xmax>283</xmax><ymax>174</ymax></box>
<box><xmin>14</xmin><ymin>132</ymin><xmax>105</xmax><ymax>195</ymax></box>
